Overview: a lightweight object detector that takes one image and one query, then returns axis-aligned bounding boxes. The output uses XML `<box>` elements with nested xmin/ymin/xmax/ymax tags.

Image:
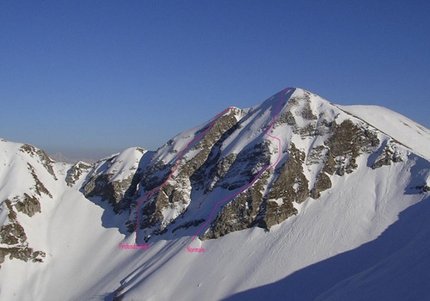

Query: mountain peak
<box><xmin>113</xmin><ymin>87</ymin><xmax>428</xmax><ymax>242</ymax></box>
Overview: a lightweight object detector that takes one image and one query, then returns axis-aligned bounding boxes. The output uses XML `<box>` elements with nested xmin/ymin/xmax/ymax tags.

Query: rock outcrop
<box><xmin>82</xmin><ymin>147</ymin><xmax>146</xmax><ymax>212</ymax></box>
<box><xmin>0</xmin><ymin>200</ymin><xmax>45</xmax><ymax>268</ymax></box>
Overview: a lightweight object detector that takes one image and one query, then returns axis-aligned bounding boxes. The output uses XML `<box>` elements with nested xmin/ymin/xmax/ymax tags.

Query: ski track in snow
<box><xmin>135</xmin><ymin>107</ymin><xmax>233</xmax><ymax>240</ymax></box>
<box><xmin>190</xmin><ymin>87</ymin><xmax>291</xmax><ymax>243</ymax></box>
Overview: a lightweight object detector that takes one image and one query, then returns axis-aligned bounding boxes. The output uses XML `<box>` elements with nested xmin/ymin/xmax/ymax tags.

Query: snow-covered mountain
<box><xmin>1</xmin><ymin>87</ymin><xmax>429</xmax><ymax>300</ymax></box>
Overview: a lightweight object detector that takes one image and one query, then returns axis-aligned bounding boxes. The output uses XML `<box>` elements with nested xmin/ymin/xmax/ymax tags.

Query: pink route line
<box><xmin>135</xmin><ymin>107</ymin><xmax>233</xmax><ymax>240</ymax></box>
<box><xmin>190</xmin><ymin>87</ymin><xmax>291</xmax><ymax>242</ymax></box>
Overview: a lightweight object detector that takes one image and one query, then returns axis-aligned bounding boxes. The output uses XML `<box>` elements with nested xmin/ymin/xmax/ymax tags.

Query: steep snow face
<box><xmin>92</xmin><ymin>147</ymin><xmax>147</xmax><ymax>183</ymax></box>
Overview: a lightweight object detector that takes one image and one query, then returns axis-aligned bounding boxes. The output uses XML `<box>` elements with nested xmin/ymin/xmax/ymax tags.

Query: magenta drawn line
<box><xmin>135</xmin><ymin>107</ymin><xmax>233</xmax><ymax>240</ymax></box>
<box><xmin>190</xmin><ymin>87</ymin><xmax>291</xmax><ymax>242</ymax></box>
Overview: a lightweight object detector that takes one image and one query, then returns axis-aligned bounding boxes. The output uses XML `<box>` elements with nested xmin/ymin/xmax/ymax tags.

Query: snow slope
<box><xmin>112</xmin><ymin>156</ymin><xmax>430</xmax><ymax>301</ymax></box>
<box><xmin>339</xmin><ymin>105</ymin><xmax>430</xmax><ymax>160</ymax></box>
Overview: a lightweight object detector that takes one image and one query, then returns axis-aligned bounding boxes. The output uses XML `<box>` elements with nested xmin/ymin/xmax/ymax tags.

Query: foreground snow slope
<box><xmin>4</xmin><ymin>159</ymin><xmax>427</xmax><ymax>300</ymax></box>
<box><xmin>110</xmin><ymin>156</ymin><xmax>430</xmax><ymax>301</ymax></box>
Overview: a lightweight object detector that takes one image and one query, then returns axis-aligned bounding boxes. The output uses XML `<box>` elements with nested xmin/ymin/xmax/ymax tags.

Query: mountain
<box><xmin>0</xmin><ymin>87</ymin><xmax>429</xmax><ymax>300</ymax></box>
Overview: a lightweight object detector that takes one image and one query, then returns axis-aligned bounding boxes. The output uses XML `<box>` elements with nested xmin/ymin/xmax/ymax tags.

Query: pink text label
<box><xmin>186</xmin><ymin>246</ymin><xmax>205</xmax><ymax>253</ymax></box>
<box><xmin>118</xmin><ymin>243</ymin><xmax>150</xmax><ymax>250</ymax></box>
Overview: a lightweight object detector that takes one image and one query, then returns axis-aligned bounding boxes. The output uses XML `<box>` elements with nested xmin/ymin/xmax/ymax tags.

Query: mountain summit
<box><xmin>1</xmin><ymin>87</ymin><xmax>429</xmax><ymax>300</ymax></box>
<box><xmin>97</xmin><ymin>87</ymin><xmax>428</xmax><ymax>243</ymax></box>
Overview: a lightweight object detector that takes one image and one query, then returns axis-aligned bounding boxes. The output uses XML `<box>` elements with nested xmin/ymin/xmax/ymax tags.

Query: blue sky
<box><xmin>1</xmin><ymin>1</ymin><xmax>429</xmax><ymax>160</ymax></box>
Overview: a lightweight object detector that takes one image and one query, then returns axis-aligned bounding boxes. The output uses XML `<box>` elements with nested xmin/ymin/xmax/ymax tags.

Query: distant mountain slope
<box><xmin>0</xmin><ymin>87</ymin><xmax>429</xmax><ymax>300</ymax></box>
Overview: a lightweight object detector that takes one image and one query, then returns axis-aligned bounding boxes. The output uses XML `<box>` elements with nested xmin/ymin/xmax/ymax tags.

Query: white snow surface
<box><xmin>90</xmin><ymin>146</ymin><xmax>146</xmax><ymax>182</ymax></box>
<box><xmin>338</xmin><ymin>104</ymin><xmax>430</xmax><ymax>160</ymax></box>
<box><xmin>1</xmin><ymin>87</ymin><xmax>430</xmax><ymax>300</ymax></box>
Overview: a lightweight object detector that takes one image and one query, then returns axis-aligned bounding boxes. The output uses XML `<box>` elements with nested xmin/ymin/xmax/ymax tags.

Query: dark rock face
<box><xmin>20</xmin><ymin>144</ymin><xmax>57</xmax><ymax>180</ymax></box>
<box><xmin>268</xmin><ymin>144</ymin><xmax>308</xmax><ymax>204</ymax></box>
<box><xmin>310</xmin><ymin>172</ymin><xmax>332</xmax><ymax>199</ymax></box>
<box><xmin>202</xmin><ymin>172</ymin><xmax>269</xmax><ymax>240</ymax></box>
<box><xmin>323</xmin><ymin>120</ymin><xmax>379</xmax><ymax>176</ymax></box>
<box><xmin>139</xmin><ymin>160</ymin><xmax>173</xmax><ymax>193</ymax></box>
<box><xmin>261</xmin><ymin>199</ymin><xmax>297</xmax><ymax>229</ymax></box>
<box><xmin>27</xmin><ymin>163</ymin><xmax>52</xmax><ymax>198</ymax></box>
<box><xmin>202</xmin><ymin>144</ymin><xmax>307</xmax><ymax>239</ymax></box>
<box><xmin>0</xmin><ymin>247</ymin><xmax>45</xmax><ymax>266</ymax></box>
<box><xmin>14</xmin><ymin>194</ymin><xmax>41</xmax><ymax>217</ymax></box>
<box><xmin>81</xmin><ymin>148</ymin><xmax>145</xmax><ymax>213</ymax></box>
<box><xmin>84</xmin><ymin>174</ymin><xmax>131</xmax><ymax>206</ymax></box>
<box><xmin>301</xmin><ymin>98</ymin><xmax>318</xmax><ymax>121</ymax></box>
<box><xmin>214</xmin><ymin>141</ymin><xmax>271</xmax><ymax>192</ymax></box>
<box><xmin>138</xmin><ymin>111</ymin><xmax>240</xmax><ymax>231</ymax></box>
<box><xmin>0</xmin><ymin>202</ymin><xmax>26</xmax><ymax>245</ymax></box>
<box><xmin>371</xmin><ymin>141</ymin><xmax>404</xmax><ymax>169</ymax></box>
<box><xmin>307</xmin><ymin>145</ymin><xmax>328</xmax><ymax>165</ymax></box>
<box><xmin>66</xmin><ymin>161</ymin><xmax>93</xmax><ymax>186</ymax></box>
<box><xmin>139</xmin><ymin>196</ymin><xmax>165</xmax><ymax>231</ymax></box>
<box><xmin>0</xmin><ymin>200</ymin><xmax>45</xmax><ymax>268</ymax></box>
<box><xmin>275</xmin><ymin>110</ymin><xmax>296</xmax><ymax>127</ymax></box>
<box><xmin>258</xmin><ymin>146</ymin><xmax>305</xmax><ymax>227</ymax></box>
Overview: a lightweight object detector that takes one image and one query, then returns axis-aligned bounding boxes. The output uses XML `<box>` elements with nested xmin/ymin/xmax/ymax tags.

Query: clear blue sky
<box><xmin>1</xmin><ymin>1</ymin><xmax>429</xmax><ymax>160</ymax></box>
